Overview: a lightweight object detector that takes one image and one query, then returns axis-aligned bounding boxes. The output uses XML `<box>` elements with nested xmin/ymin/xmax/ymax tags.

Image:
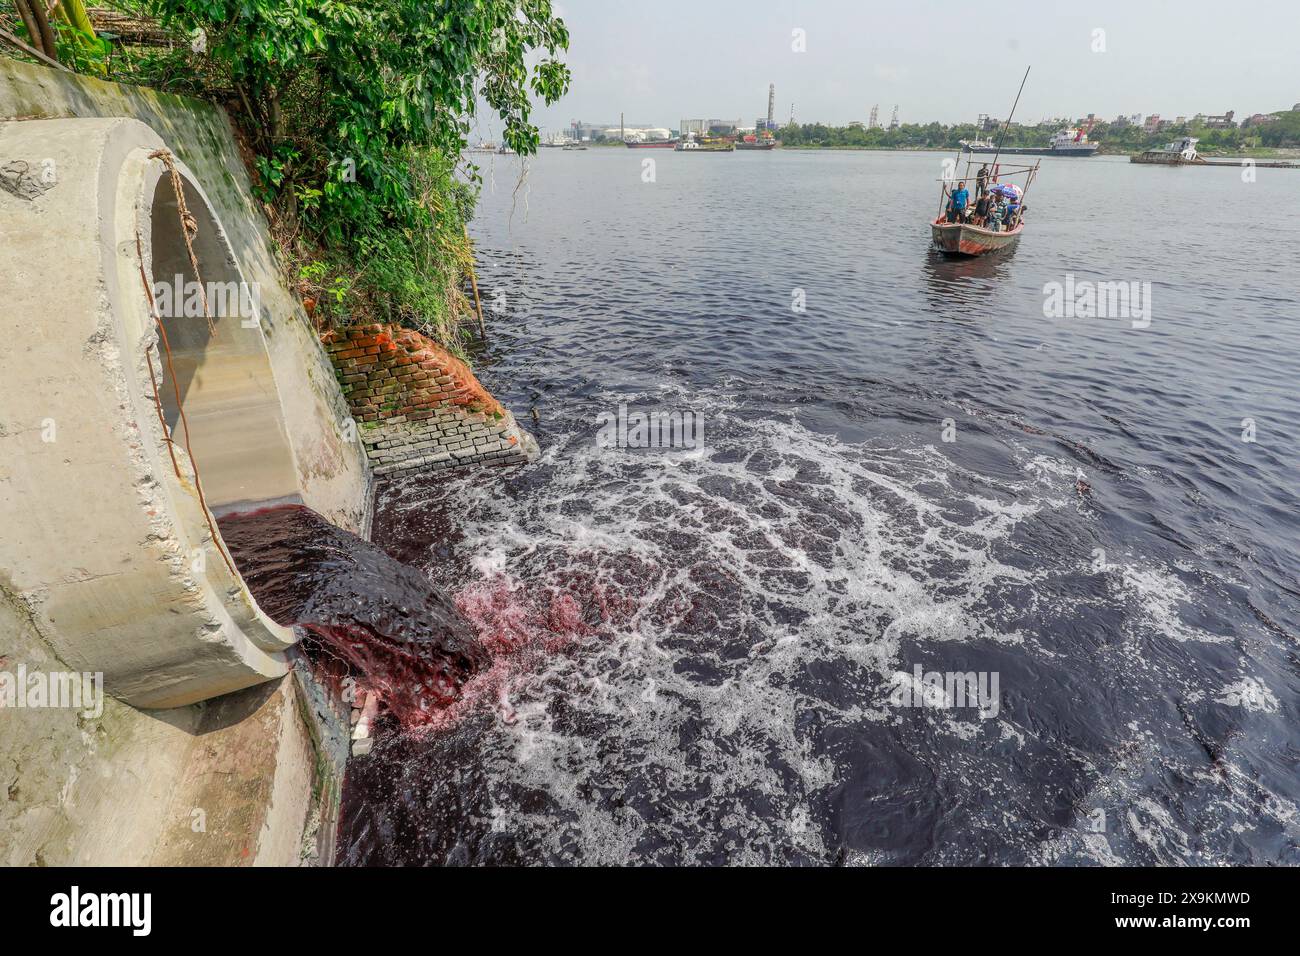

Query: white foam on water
<box><xmin>388</xmin><ymin>383</ymin><xmax>1293</xmax><ymax>864</ymax></box>
<box><xmin>1114</xmin><ymin>564</ymin><xmax>1233</xmax><ymax>644</ymax></box>
<box><xmin>409</xmin><ymin>389</ymin><xmax>1079</xmax><ymax>861</ymax></box>
<box><xmin>1214</xmin><ymin>678</ymin><xmax>1279</xmax><ymax>713</ymax></box>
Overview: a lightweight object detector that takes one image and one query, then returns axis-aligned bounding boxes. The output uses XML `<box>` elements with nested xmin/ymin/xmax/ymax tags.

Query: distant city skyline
<box><xmin>469</xmin><ymin>0</ymin><xmax>1300</xmax><ymax>138</ymax></box>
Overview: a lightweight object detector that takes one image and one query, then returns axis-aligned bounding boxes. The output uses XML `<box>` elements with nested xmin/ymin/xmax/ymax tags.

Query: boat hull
<box><xmin>931</xmin><ymin>218</ymin><xmax>1023</xmax><ymax>256</ymax></box>
<box><xmin>625</xmin><ymin>140</ymin><xmax>679</xmax><ymax>148</ymax></box>
<box><xmin>1130</xmin><ymin>153</ymin><xmax>1202</xmax><ymax>165</ymax></box>
<box><xmin>1130</xmin><ymin>153</ymin><xmax>1298</xmax><ymax>168</ymax></box>
<box><xmin>961</xmin><ymin>144</ymin><xmax>1097</xmax><ymax>157</ymax></box>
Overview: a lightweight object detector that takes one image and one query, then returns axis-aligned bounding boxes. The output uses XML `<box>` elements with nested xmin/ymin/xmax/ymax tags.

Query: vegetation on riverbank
<box><xmin>1</xmin><ymin>0</ymin><xmax>569</xmax><ymax>353</ymax></box>
<box><xmin>776</xmin><ymin>111</ymin><xmax>1300</xmax><ymax>155</ymax></box>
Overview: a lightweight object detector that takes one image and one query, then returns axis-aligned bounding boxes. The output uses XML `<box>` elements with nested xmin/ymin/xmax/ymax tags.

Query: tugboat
<box><xmin>961</xmin><ymin>125</ymin><xmax>1099</xmax><ymax>157</ymax></box>
<box><xmin>735</xmin><ymin>132</ymin><xmax>778</xmax><ymax>151</ymax></box>
<box><xmin>674</xmin><ymin>135</ymin><xmax>735</xmax><ymax>153</ymax></box>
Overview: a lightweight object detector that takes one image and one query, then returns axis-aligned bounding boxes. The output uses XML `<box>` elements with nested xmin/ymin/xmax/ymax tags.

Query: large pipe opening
<box><xmin>149</xmin><ymin>173</ymin><xmax>301</xmax><ymax>516</ymax></box>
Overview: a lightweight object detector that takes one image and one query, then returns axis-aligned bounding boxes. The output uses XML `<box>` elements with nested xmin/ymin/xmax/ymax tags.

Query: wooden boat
<box><xmin>929</xmin><ymin>67</ymin><xmax>1037</xmax><ymax>258</ymax></box>
<box><xmin>931</xmin><ymin>218</ymin><xmax>1024</xmax><ymax>256</ymax></box>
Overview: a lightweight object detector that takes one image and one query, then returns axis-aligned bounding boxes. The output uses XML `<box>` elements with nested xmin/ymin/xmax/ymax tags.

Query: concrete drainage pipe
<box><xmin>0</xmin><ymin>118</ymin><xmax>304</xmax><ymax>708</ymax></box>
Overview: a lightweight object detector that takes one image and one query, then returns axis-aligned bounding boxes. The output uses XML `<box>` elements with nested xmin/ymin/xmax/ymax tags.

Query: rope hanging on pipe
<box><xmin>135</xmin><ymin>149</ymin><xmax>237</xmax><ymax>579</ymax></box>
<box><xmin>149</xmin><ymin>148</ymin><xmax>215</xmax><ymax>334</ymax></box>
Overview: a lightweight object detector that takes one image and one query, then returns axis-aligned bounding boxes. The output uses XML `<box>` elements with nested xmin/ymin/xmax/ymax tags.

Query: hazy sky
<box><xmin>508</xmin><ymin>0</ymin><xmax>1300</xmax><ymax>134</ymax></box>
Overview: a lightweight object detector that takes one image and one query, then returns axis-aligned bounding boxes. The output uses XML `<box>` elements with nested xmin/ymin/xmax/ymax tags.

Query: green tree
<box><xmin>9</xmin><ymin>0</ymin><xmax>108</xmax><ymax>71</ymax></box>
<box><xmin>149</xmin><ymin>0</ymin><xmax>570</xmax><ymax>241</ymax></box>
<box><xmin>109</xmin><ymin>1</ymin><xmax>573</xmax><ymax>340</ymax></box>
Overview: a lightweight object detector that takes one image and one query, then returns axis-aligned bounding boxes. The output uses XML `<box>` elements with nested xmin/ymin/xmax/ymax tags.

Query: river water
<box><xmin>335</xmin><ymin>148</ymin><xmax>1299</xmax><ymax>865</ymax></box>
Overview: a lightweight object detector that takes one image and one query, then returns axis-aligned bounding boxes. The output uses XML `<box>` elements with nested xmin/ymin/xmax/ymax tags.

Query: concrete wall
<box><xmin>0</xmin><ymin>60</ymin><xmax>364</xmax><ymax>865</ymax></box>
<box><xmin>0</xmin><ymin>593</ymin><xmax>324</xmax><ymax>866</ymax></box>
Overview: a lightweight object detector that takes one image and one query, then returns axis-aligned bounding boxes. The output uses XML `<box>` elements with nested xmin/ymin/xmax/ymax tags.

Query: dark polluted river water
<box><xmin>334</xmin><ymin>149</ymin><xmax>1299</xmax><ymax>865</ymax></box>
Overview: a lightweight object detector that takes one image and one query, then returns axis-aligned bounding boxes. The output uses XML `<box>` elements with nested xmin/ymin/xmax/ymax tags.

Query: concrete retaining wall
<box><xmin>0</xmin><ymin>593</ymin><xmax>325</xmax><ymax>866</ymax></box>
<box><xmin>324</xmin><ymin>324</ymin><xmax>538</xmax><ymax>479</ymax></box>
<box><xmin>325</xmin><ymin>327</ymin><xmax>538</xmax><ymax>481</ymax></box>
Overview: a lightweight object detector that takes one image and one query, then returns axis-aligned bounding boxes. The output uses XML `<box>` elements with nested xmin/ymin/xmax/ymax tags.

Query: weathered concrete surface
<box><xmin>0</xmin><ymin>61</ymin><xmax>364</xmax><ymax>864</ymax></box>
<box><xmin>0</xmin><ymin>115</ymin><xmax>297</xmax><ymax>707</ymax></box>
<box><xmin>0</xmin><ymin>592</ymin><xmax>323</xmax><ymax>866</ymax></box>
<box><xmin>0</xmin><ymin>57</ymin><xmax>371</xmax><ymax>534</ymax></box>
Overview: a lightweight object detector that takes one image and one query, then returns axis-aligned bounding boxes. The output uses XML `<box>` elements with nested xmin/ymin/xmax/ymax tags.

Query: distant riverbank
<box><xmin>774</xmin><ymin>144</ymin><xmax>1300</xmax><ymax>159</ymax></box>
<box><xmin>579</xmin><ymin>139</ymin><xmax>1300</xmax><ymax>160</ymax></box>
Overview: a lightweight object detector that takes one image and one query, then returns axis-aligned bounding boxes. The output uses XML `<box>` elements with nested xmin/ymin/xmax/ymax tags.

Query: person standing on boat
<box><xmin>946</xmin><ymin>181</ymin><xmax>970</xmax><ymax>223</ymax></box>
<box><xmin>976</xmin><ymin>164</ymin><xmax>990</xmax><ymax>200</ymax></box>
<box><xmin>974</xmin><ymin>190</ymin><xmax>993</xmax><ymax>227</ymax></box>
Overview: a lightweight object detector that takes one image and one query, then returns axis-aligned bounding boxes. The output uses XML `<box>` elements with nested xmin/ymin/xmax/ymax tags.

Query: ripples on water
<box><xmin>336</xmin><ymin>150</ymin><xmax>1299</xmax><ymax>865</ymax></box>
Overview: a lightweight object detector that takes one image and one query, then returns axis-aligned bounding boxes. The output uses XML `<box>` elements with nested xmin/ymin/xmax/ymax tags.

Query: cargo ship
<box><xmin>625</xmin><ymin>139</ymin><xmax>680</xmax><ymax>148</ymax></box>
<box><xmin>961</xmin><ymin>126</ymin><xmax>1099</xmax><ymax>157</ymax></box>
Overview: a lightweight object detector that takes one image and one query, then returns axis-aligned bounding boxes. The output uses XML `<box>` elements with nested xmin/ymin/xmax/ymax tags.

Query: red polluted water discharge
<box><xmin>216</xmin><ymin>505</ymin><xmax>489</xmax><ymax>727</ymax></box>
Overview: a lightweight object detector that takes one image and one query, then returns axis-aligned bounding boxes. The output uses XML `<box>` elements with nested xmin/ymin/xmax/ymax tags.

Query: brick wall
<box><xmin>322</xmin><ymin>324</ymin><xmax>537</xmax><ymax>480</ymax></box>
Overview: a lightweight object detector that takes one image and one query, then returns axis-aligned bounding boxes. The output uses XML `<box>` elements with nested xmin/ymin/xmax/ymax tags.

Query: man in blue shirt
<box><xmin>947</xmin><ymin>181</ymin><xmax>970</xmax><ymax>222</ymax></box>
<box><xmin>1005</xmin><ymin>201</ymin><xmax>1023</xmax><ymax>229</ymax></box>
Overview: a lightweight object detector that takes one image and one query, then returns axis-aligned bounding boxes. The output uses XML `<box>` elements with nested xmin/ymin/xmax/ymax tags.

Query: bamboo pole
<box><xmin>26</xmin><ymin>0</ymin><xmax>59</xmax><ymax>62</ymax></box>
<box><xmin>990</xmin><ymin>66</ymin><xmax>1031</xmax><ymax>172</ymax></box>
<box><xmin>11</xmin><ymin>1</ymin><xmax>43</xmax><ymax>54</ymax></box>
<box><xmin>0</xmin><ymin>25</ymin><xmax>71</xmax><ymax>71</ymax></box>
<box><xmin>464</xmin><ymin>224</ymin><xmax>487</xmax><ymax>340</ymax></box>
